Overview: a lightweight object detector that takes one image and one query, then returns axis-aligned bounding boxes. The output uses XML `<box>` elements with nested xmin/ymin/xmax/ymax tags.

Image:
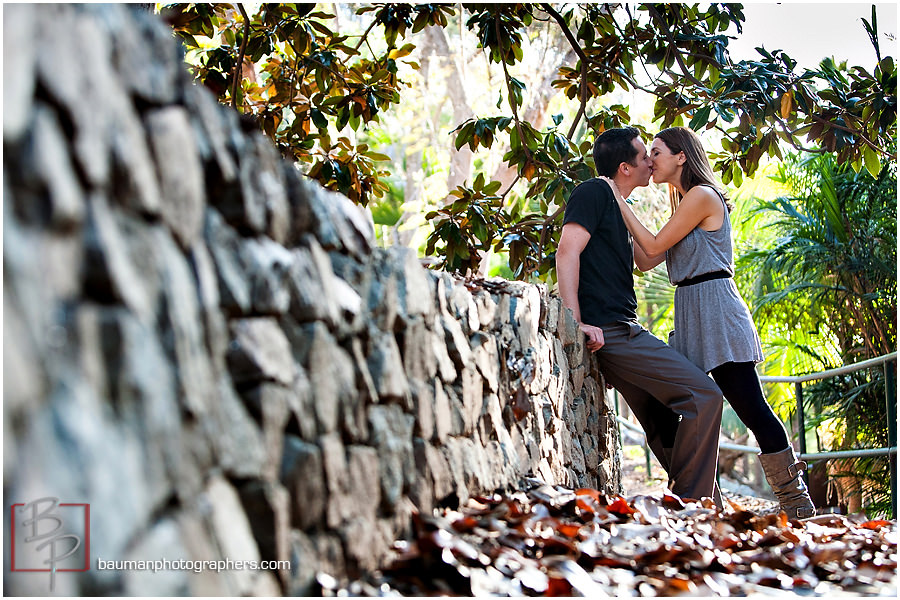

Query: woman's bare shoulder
<box><xmin>683</xmin><ymin>184</ymin><xmax>722</xmax><ymax>204</ymax></box>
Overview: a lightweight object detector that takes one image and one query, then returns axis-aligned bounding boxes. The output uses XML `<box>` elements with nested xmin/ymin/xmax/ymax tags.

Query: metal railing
<box><xmin>614</xmin><ymin>351</ymin><xmax>897</xmax><ymax>515</ymax></box>
<box><xmin>759</xmin><ymin>351</ymin><xmax>897</xmax><ymax>516</ymax></box>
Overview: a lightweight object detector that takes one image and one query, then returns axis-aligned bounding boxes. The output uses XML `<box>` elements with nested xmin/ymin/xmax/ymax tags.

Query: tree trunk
<box><xmin>476</xmin><ymin>43</ymin><xmax>577</xmax><ymax>276</ymax></box>
<box><xmin>427</xmin><ymin>25</ymin><xmax>474</xmax><ymax>195</ymax></box>
<box><xmin>392</xmin><ymin>33</ymin><xmax>435</xmax><ymax>248</ymax></box>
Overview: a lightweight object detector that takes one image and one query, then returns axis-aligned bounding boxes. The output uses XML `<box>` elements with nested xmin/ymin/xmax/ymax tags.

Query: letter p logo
<box><xmin>11</xmin><ymin>497</ymin><xmax>90</xmax><ymax>592</ymax></box>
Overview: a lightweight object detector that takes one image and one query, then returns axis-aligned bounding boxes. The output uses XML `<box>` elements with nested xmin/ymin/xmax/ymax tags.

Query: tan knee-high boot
<box><xmin>758</xmin><ymin>447</ymin><xmax>816</xmax><ymax>519</ymax></box>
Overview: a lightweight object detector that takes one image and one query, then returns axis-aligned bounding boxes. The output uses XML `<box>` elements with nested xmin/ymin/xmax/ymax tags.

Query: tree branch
<box><xmin>769</xmin><ymin>117</ymin><xmax>829</xmax><ymax>155</ymax></box>
<box><xmin>232</xmin><ymin>3</ymin><xmax>251</xmax><ymax>110</ymax></box>
<box><xmin>646</xmin><ymin>4</ymin><xmax>708</xmax><ymax>89</ymax></box>
<box><xmin>354</xmin><ymin>16</ymin><xmax>379</xmax><ymax>51</ymax></box>
<box><xmin>538</xmin><ymin>3</ymin><xmax>589</xmax><ymax>139</ymax></box>
<box><xmin>501</xmin><ymin>173</ymin><xmax>522</xmax><ymax>200</ymax></box>
<box><xmin>538</xmin><ymin>204</ymin><xmax>565</xmax><ymax>251</ymax></box>
<box><xmin>496</xmin><ymin>15</ymin><xmax>535</xmax><ymax>167</ymax></box>
<box><xmin>621</xmin><ymin>4</ymin><xmax>668</xmax><ymax>89</ymax></box>
<box><xmin>809</xmin><ymin>114</ymin><xmax>894</xmax><ymax>159</ymax></box>
<box><xmin>539</xmin><ymin>3</ymin><xmax>588</xmax><ymax>63</ymax></box>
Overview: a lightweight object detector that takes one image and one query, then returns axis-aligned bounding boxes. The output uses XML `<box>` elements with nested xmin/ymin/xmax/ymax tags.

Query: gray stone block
<box><xmin>368</xmin><ymin>404</ymin><xmax>414</xmax><ymax>513</ymax></box>
<box><xmin>401</xmin><ymin>317</ymin><xmax>438</xmax><ymax>383</ymax></box>
<box><xmin>287</xmin><ymin>531</ymin><xmax>320</xmax><ymax>596</ymax></box>
<box><xmin>386</xmin><ymin>246</ymin><xmax>435</xmax><ymax>321</ymax></box>
<box><xmin>559</xmin><ymin>303</ymin><xmax>580</xmax><ymax>346</ymax></box>
<box><xmin>185</xmin><ymin>85</ymin><xmax>237</xmax><ymax>175</ymax></box>
<box><xmin>208</xmin><ymin>377</ymin><xmax>266</xmax><ymax>479</ymax></box>
<box><xmin>226</xmin><ymin>317</ymin><xmax>295</xmax><ymax>387</ymax></box>
<box><xmin>474</xmin><ymin>288</ymin><xmax>498</xmax><ymax>330</ymax></box>
<box><xmin>109</xmin><ymin>89</ymin><xmax>162</xmax><ymax>216</ymax></box>
<box><xmin>441</xmin><ymin>310</ymin><xmax>474</xmax><ymax>369</ymax></box>
<box><xmin>205</xmin><ymin>476</ymin><xmax>263</xmax><ymax>594</ymax></box>
<box><xmin>285</xmin><ymin>171</ymin><xmax>374</xmax><ymax>258</ymax></box>
<box><xmin>319</xmin><ymin>433</ymin><xmax>352</xmax><ymax>528</ymax></box>
<box><xmin>188</xmin><ymin>242</ymin><xmax>230</xmax><ymax>367</ymax></box>
<box><xmin>156</xmin><ymin>228</ymin><xmax>216</xmax><ymax>415</ymax></box>
<box><xmin>430</xmin><ymin>314</ymin><xmax>458</xmax><ymax>382</ymax></box>
<box><xmin>238</xmin><ymin>480</ymin><xmax>291</xmax><ymax>574</ymax></box>
<box><xmin>18</xmin><ymin>105</ymin><xmax>85</xmax><ymax>230</ymax></box>
<box><xmin>447</xmin><ymin>279</ymin><xmax>480</xmax><ymax>333</ymax></box>
<box><xmin>3</xmin><ymin>4</ymin><xmax>37</xmax><ymax>142</ymax></box>
<box><xmin>409</xmin><ymin>379</ymin><xmax>435</xmax><ymax>441</ymax></box>
<box><xmin>349</xmin><ymin>337</ymin><xmax>379</xmax><ymax>404</ymax></box>
<box><xmin>146</xmin><ymin>107</ymin><xmax>206</xmax><ymax>248</ymax></box>
<box><xmin>287</xmin><ymin>242</ymin><xmax>339</xmax><ymax>325</ymax></box>
<box><xmin>122</xmin><ymin>517</ymin><xmax>192</xmax><ymax>595</ymax></box>
<box><xmin>346</xmin><ymin>445</ymin><xmax>381</xmax><ymax>523</ymax></box>
<box><xmin>471</xmin><ymin>331</ymin><xmax>500</xmax><ymax>391</ymax></box>
<box><xmin>293</xmin><ymin>322</ymin><xmax>362</xmax><ymax>438</ymax></box>
<box><xmin>281</xmin><ymin>436</ymin><xmax>327</xmax><ymax>531</ymax></box>
<box><xmin>460</xmin><ymin>366</ymin><xmax>483</xmax><ymax>435</ymax></box>
<box><xmin>244</xmin><ymin>236</ymin><xmax>293</xmax><ymax>315</ymax></box>
<box><xmin>102</xmin><ymin>3</ymin><xmax>186</xmax><ymax>105</ymax></box>
<box><xmin>34</xmin><ymin>5</ymin><xmax>113</xmax><ymax>186</ymax></box>
<box><xmin>241</xmin><ymin>383</ymin><xmax>291</xmax><ymax>481</ymax></box>
<box><xmin>367</xmin><ymin>328</ymin><xmax>410</xmax><ymax>404</ymax></box>
<box><xmin>239</xmin><ymin>132</ymin><xmax>288</xmax><ymax>239</ymax></box>
<box><xmin>205</xmin><ymin>208</ymin><xmax>252</xmax><ymax>315</ymax></box>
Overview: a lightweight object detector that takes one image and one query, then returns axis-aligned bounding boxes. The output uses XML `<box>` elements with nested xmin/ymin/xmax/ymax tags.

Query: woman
<box><xmin>603</xmin><ymin>126</ymin><xmax>815</xmax><ymax>519</ymax></box>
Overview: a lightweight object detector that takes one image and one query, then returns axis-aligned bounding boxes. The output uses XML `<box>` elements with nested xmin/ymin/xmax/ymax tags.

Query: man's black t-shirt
<box><xmin>562</xmin><ymin>178</ymin><xmax>638</xmax><ymax>326</ymax></box>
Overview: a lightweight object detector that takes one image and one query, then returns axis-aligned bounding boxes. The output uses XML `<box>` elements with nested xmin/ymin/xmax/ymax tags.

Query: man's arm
<box><xmin>556</xmin><ymin>222</ymin><xmax>606</xmax><ymax>351</ymax></box>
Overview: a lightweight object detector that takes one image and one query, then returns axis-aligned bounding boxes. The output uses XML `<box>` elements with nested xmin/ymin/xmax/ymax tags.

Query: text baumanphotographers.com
<box><xmin>96</xmin><ymin>558</ymin><xmax>291</xmax><ymax>573</ymax></box>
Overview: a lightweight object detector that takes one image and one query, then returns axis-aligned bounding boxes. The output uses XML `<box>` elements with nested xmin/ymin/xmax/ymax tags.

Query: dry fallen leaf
<box><xmin>326</xmin><ymin>478</ymin><xmax>898</xmax><ymax>597</ymax></box>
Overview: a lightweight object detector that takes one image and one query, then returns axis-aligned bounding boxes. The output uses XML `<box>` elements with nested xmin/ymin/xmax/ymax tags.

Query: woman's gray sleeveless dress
<box><xmin>665</xmin><ymin>187</ymin><xmax>764</xmax><ymax>374</ymax></box>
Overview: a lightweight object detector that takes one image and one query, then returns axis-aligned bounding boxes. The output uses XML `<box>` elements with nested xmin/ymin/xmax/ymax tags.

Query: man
<box><xmin>556</xmin><ymin>126</ymin><xmax>724</xmax><ymax>506</ymax></box>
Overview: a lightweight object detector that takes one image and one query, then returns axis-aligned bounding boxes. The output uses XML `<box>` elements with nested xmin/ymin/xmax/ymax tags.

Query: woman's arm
<box><xmin>606</xmin><ymin>180</ymin><xmax>723</xmax><ymax>257</ymax></box>
<box><xmin>633</xmin><ymin>241</ymin><xmax>665</xmax><ymax>272</ymax></box>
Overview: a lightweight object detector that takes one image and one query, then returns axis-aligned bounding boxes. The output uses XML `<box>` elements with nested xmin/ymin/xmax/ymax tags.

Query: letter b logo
<box><xmin>11</xmin><ymin>497</ymin><xmax>90</xmax><ymax>591</ymax></box>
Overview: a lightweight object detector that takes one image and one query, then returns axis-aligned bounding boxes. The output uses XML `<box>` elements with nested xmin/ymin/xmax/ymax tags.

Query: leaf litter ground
<box><xmin>322</xmin><ymin>478</ymin><xmax>897</xmax><ymax>597</ymax></box>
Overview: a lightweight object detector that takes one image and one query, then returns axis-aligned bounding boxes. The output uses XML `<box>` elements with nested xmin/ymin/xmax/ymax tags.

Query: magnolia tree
<box><xmin>161</xmin><ymin>3</ymin><xmax>896</xmax><ymax>280</ymax></box>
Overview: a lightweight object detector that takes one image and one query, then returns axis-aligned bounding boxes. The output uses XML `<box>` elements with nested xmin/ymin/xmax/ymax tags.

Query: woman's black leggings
<box><xmin>709</xmin><ymin>361</ymin><xmax>790</xmax><ymax>454</ymax></box>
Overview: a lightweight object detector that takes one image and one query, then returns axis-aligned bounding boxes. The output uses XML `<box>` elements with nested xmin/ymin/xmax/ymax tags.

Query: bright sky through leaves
<box><xmin>728</xmin><ymin>2</ymin><xmax>898</xmax><ymax>69</ymax></box>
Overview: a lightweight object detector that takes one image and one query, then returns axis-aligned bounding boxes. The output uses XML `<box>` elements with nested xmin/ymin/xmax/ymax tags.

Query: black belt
<box><xmin>676</xmin><ymin>270</ymin><xmax>731</xmax><ymax>287</ymax></box>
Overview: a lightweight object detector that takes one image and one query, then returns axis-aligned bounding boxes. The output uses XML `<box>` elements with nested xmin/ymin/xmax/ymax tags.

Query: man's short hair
<box><xmin>593</xmin><ymin>127</ymin><xmax>641</xmax><ymax>177</ymax></box>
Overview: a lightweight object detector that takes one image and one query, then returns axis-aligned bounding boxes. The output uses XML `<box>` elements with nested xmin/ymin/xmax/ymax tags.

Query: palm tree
<box><xmin>735</xmin><ymin>151</ymin><xmax>897</xmax><ymax>516</ymax></box>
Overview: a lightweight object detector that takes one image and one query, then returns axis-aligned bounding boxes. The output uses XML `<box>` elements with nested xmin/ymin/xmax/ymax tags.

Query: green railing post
<box><xmin>884</xmin><ymin>360</ymin><xmax>896</xmax><ymax>517</ymax></box>
<box><xmin>614</xmin><ymin>390</ymin><xmax>622</xmax><ymax>446</ymax></box>
<box><xmin>795</xmin><ymin>381</ymin><xmax>809</xmax><ymax>486</ymax></box>
<box><xmin>613</xmin><ymin>389</ymin><xmax>652</xmax><ymax>483</ymax></box>
<box><xmin>795</xmin><ymin>382</ymin><xmax>807</xmax><ymax>456</ymax></box>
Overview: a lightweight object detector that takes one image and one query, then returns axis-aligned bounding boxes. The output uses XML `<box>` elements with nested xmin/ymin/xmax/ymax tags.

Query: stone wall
<box><xmin>3</xmin><ymin>4</ymin><xmax>622</xmax><ymax>596</ymax></box>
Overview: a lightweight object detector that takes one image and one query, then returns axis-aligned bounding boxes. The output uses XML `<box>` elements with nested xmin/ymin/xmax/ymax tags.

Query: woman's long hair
<box><xmin>655</xmin><ymin>127</ymin><xmax>731</xmax><ymax>214</ymax></box>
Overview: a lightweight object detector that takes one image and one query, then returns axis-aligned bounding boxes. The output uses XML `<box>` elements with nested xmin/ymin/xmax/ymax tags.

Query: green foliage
<box><xmin>735</xmin><ymin>151</ymin><xmax>897</xmax><ymax>516</ymax></box>
<box><xmin>424</xmin><ymin>173</ymin><xmax>508</xmax><ymax>274</ymax></box>
<box><xmin>161</xmin><ymin>3</ymin><xmax>896</xmax><ymax>280</ymax></box>
<box><xmin>160</xmin><ymin>3</ymin><xmax>447</xmax><ymax>203</ymax></box>
<box><xmin>737</xmin><ymin>152</ymin><xmax>896</xmax><ymax>365</ymax></box>
<box><xmin>805</xmin><ymin>370</ymin><xmax>893</xmax><ymax>518</ymax></box>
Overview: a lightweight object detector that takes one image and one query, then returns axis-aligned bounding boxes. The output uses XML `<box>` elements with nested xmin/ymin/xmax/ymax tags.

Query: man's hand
<box><xmin>580</xmin><ymin>323</ymin><xmax>605</xmax><ymax>352</ymax></box>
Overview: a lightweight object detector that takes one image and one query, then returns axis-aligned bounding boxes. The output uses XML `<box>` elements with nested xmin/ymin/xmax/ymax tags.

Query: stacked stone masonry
<box><xmin>3</xmin><ymin>4</ymin><xmax>622</xmax><ymax>596</ymax></box>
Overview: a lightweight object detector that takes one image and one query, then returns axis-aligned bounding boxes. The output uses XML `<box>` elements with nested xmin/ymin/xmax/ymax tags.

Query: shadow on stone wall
<box><xmin>3</xmin><ymin>4</ymin><xmax>622</xmax><ymax>596</ymax></box>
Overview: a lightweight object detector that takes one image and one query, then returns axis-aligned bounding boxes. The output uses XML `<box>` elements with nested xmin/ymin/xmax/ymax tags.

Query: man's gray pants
<box><xmin>596</xmin><ymin>322</ymin><xmax>723</xmax><ymax>504</ymax></box>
